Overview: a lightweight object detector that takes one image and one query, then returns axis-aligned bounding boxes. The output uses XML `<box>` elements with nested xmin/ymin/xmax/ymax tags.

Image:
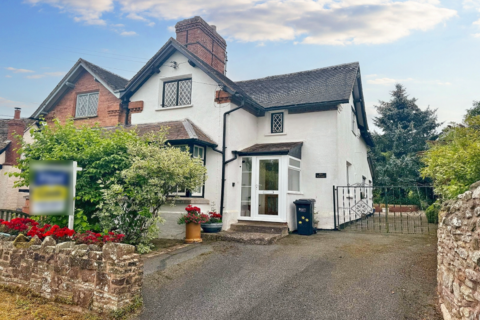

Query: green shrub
<box><xmin>425</xmin><ymin>202</ymin><xmax>440</xmax><ymax>224</ymax></box>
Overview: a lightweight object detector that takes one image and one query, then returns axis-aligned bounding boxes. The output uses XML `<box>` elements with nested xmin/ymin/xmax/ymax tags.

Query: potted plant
<box><xmin>178</xmin><ymin>205</ymin><xmax>209</xmax><ymax>243</ymax></box>
<box><xmin>201</xmin><ymin>210</ymin><xmax>223</xmax><ymax>233</ymax></box>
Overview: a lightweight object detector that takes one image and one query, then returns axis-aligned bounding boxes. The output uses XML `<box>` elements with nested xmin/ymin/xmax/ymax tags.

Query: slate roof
<box><xmin>236</xmin><ymin>62</ymin><xmax>359</xmax><ymax>109</ymax></box>
<box><xmin>31</xmin><ymin>59</ymin><xmax>128</xmax><ymax>119</ymax></box>
<box><xmin>80</xmin><ymin>59</ymin><xmax>128</xmax><ymax>91</ymax></box>
<box><xmin>123</xmin><ymin>38</ymin><xmax>264</xmax><ymax>114</ymax></box>
<box><xmin>238</xmin><ymin>142</ymin><xmax>303</xmax><ymax>155</ymax></box>
<box><xmin>105</xmin><ymin>119</ymin><xmax>217</xmax><ymax>147</ymax></box>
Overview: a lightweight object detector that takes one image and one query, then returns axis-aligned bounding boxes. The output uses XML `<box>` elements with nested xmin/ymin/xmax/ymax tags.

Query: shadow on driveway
<box><xmin>137</xmin><ymin>232</ymin><xmax>439</xmax><ymax>320</ymax></box>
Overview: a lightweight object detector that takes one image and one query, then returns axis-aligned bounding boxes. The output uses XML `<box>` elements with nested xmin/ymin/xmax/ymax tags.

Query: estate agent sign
<box><xmin>29</xmin><ymin>160</ymin><xmax>81</xmax><ymax>229</ymax></box>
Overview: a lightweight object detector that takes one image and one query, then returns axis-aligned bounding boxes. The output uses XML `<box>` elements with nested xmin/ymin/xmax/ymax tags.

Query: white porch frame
<box><xmin>238</xmin><ymin>155</ymin><xmax>289</xmax><ymax>223</ymax></box>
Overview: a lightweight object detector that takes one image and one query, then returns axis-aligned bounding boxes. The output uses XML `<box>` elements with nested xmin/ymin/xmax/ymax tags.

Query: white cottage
<box><xmin>118</xmin><ymin>16</ymin><xmax>374</xmax><ymax>237</ymax></box>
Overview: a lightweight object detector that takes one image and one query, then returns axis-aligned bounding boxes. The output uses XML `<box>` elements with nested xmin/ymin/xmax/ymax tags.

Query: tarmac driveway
<box><xmin>137</xmin><ymin>232</ymin><xmax>439</xmax><ymax>320</ymax></box>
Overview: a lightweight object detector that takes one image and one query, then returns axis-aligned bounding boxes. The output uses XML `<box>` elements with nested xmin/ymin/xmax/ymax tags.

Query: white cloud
<box><xmin>167</xmin><ymin>25</ymin><xmax>175</xmax><ymax>33</ymax></box>
<box><xmin>5</xmin><ymin>75</ymin><xmax>12</xmax><ymax>78</ymax></box>
<box><xmin>26</xmin><ymin>0</ymin><xmax>113</xmax><ymax>25</ymax></box>
<box><xmin>120</xmin><ymin>31</ymin><xmax>137</xmax><ymax>36</ymax></box>
<box><xmin>0</xmin><ymin>96</ymin><xmax>34</xmax><ymax>110</ymax></box>
<box><xmin>44</xmin><ymin>71</ymin><xmax>66</xmax><ymax>76</ymax></box>
<box><xmin>367</xmin><ymin>77</ymin><xmax>398</xmax><ymax>85</ymax></box>
<box><xmin>365</xmin><ymin>74</ymin><xmax>378</xmax><ymax>78</ymax></box>
<box><xmin>27</xmin><ymin>0</ymin><xmax>457</xmax><ymax>45</ymax></box>
<box><xmin>474</xmin><ymin>33</ymin><xmax>480</xmax><ymax>37</ymax></box>
<box><xmin>6</xmin><ymin>67</ymin><xmax>34</xmax><ymax>73</ymax></box>
<box><xmin>25</xmin><ymin>71</ymin><xmax>66</xmax><ymax>79</ymax></box>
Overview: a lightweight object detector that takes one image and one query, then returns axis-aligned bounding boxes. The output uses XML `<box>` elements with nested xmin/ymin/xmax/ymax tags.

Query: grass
<box><xmin>0</xmin><ymin>286</ymin><xmax>143</xmax><ymax>320</ymax></box>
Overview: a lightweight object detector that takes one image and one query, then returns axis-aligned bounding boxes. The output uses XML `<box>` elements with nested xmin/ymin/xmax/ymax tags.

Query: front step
<box><xmin>202</xmin><ymin>231</ymin><xmax>284</xmax><ymax>245</ymax></box>
<box><xmin>230</xmin><ymin>221</ymin><xmax>289</xmax><ymax>236</ymax></box>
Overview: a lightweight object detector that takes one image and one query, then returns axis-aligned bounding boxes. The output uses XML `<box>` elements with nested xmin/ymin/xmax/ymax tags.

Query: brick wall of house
<box><xmin>4</xmin><ymin>108</ymin><xmax>26</xmax><ymax>166</ymax></box>
<box><xmin>44</xmin><ymin>71</ymin><xmax>126</xmax><ymax>127</ymax></box>
<box><xmin>176</xmin><ymin>16</ymin><xmax>227</xmax><ymax>75</ymax></box>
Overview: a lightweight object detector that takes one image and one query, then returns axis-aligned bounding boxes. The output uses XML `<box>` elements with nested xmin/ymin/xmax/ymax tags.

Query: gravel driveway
<box><xmin>137</xmin><ymin>232</ymin><xmax>439</xmax><ymax>320</ymax></box>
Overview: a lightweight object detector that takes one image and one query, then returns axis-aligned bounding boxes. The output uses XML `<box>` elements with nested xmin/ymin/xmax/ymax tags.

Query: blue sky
<box><xmin>1</xmin><ymin>0</ymin><xmax>479</xmax><ymax>131</ymax></box>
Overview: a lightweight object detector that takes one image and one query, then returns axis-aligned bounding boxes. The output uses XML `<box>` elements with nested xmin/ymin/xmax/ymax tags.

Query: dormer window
<box><xmin>75</xmin><ymin>92</ymin><xmax>99</xmax><ymax>118</ymax></box>
<box><xmin>162</xmin><ymin>78</ymin><xmax>192</xmax><ymax>108</ymax></box>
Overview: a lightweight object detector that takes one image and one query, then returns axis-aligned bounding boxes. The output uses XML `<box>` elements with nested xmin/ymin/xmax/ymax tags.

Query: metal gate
<box><xmin>333</xmin><ymin>185</ymin><xmax>437</xmax><ymax>235</ymax></box>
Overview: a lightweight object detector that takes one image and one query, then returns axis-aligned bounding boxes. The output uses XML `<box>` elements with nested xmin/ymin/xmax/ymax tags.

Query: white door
<box><xmin>239</xmin><ymin>156</ymin><xmax>286</xmax><ymax>222</ymax></box>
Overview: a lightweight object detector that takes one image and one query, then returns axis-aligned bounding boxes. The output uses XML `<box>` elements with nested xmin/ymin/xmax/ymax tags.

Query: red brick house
<box><xmin>30</xmin><ymin>59</ymin><xmax>143</xmax><ymax>126</ymax></box>
<box><xmin>0</xmin><ymin>108</ymin><xmax>35</xmax><ymax>210</ymax></box>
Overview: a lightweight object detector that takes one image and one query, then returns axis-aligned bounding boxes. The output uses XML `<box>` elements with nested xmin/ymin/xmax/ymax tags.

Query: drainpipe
<box><xmin>219</xmin><ymin>94</ymin><xmax>245</xmax><ymax>217</ymax></box>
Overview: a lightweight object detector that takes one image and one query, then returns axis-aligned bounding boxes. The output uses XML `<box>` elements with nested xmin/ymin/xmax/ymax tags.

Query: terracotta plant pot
<box><xmin>185</xmin><ymin>222</ymin><xmax>202</xmax><ymax>243</ymax></box>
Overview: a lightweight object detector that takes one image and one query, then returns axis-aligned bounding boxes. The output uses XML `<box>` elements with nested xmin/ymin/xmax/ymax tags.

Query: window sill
<box><xmin>156</xmin><ymin>105</ymin><xmax>193</xmax><ymax>111</ymax></box>
<box><xmin>167</xmin><ymin>197</ymin><xmax>210</xmax><ymax>205</ymax></box>
<box><xmin>74</xmin><ymin>116</ymin><xmax>98</xmax><ymax>120</ymax></box>
<box><xmin>264</xmin><ymin>133</ymin><xmax>287</xmax><ymax>137</ymax></box>
<box><xmin>288</xmin><ymin>191</ymin><xmax>303</xmax><ymax>195</ymax></box>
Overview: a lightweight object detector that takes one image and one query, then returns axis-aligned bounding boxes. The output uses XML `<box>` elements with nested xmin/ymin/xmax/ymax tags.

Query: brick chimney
<box><xmin>4</xmin><ymin>108</ymin><xmax>26</xmax><ymax>166</ymax></box>
<box><xmin>175</xmin><ymin>16</ymin><xmax>227</xmax><ymax>75</ymax></box>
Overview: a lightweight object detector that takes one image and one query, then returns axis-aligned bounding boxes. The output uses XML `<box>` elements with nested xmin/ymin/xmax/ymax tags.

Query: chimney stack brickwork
<box><xmin>4</xmin><ymin>108</ymin><xmax>25</xmax><ymax>166</ymax></box>
<box><xmin>175</xmin><ymin>16</ymin><xmax>227</xmax><ymax>75</ymax></box>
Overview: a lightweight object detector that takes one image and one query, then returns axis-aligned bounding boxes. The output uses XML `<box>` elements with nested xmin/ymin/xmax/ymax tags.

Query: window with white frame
<box><xmin>271</xmin><ymin>112</ymin><xmax>284</xmax><ymax>134</ymax></box>
<box><xmin>75</xmin><ymin>92</ymin><xmax>99</xmax><ymax>118</ymax></box>
<box><xmin>162</xmin><ymin>78</ymin><xmax>192</xmax><ymax>108</ymax></box>
<box><xmin>351</xmin><ymin>107</ymin><xmax>358</xmax><ymax>136</ymax></box>
<box><xmin>288</xmin><ymin>157</ymin><xmax>301</xmax><ymax>192</ymax></box>
<box><xmin>192</xmin><ymin>145</ymin><xmax>205</xmax><ymax>196</ymax></box>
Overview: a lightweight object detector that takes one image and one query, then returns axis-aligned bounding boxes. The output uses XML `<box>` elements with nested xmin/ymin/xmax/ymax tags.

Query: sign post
<box><xmin>29</xmin><ymin>161</ymin><xmax>82</xmax><ymax>231</ymax></box>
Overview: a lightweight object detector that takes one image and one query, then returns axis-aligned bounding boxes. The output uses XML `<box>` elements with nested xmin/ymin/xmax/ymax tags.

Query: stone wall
<box><xmin>0</xmin><ymin>236</ymin><xmax>143</xmax><ymax>313</ymax></box>
<box><xmin>438</xmin><ymin>182</ymin><xmax>480</xmax><ymax>319</ymax></box>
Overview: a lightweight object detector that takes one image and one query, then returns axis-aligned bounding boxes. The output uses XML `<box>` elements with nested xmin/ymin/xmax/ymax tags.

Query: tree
<box><xmin>464</xmin><ymin>101</ymin><xmax>480</xmax><ymax>121</ymax></box>
<box><xmin>96</xmin><ymin>130</ymin><xmax>207</xmax><ymax>253</ymax></box>
<box><xmin>421</xmin><ymin>113</ymin><xmax>480</xmax><ymax>199</ymax></box>
<box><xmin>11</xmin><ymin>119</ymin><xmax>140</xmax><ymax>232</ymax></box>
<box><xmin>371</xmin><ymin>84</ymin><xmax>441</xmax><ymax>186</ymax></box>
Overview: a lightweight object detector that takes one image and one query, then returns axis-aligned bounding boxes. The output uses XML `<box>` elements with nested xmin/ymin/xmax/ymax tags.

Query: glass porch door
<box><xmin>256</xmin><ymin>158</ymin><xmax>279</xmax><ymax>217</ymax></box>
<box><xmin>239</xmin><ymin>156</ymin><xmax>285</xmax><ymax>222</ymax></box>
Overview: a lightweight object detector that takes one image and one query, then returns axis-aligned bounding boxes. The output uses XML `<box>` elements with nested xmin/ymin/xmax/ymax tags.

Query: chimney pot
<box><xmin>14</xmin><ymin>107</ymin><xmax>21</xmax><ymax>120</ymax></box>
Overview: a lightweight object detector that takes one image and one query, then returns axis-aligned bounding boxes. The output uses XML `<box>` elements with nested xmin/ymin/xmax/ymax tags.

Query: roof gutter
<box><xmin>264</xmin><ymin>99</ymin><xmax>348</xmax><ymax>112</ymax></box>
<box><xmin>219</xmin><ymin>93</ymin><xmax>244</xmax><ymax>217</ymax></box>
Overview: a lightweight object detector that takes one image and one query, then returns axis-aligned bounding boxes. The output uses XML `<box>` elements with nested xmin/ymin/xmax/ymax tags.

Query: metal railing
<box><xmin>333</xmin><ymin>185</ymin><xmax>437</xmax><ymax>235</ymax></box>
<box><xmin>0</xmin><ymin>209</ymin><xmax>30</xmax><ymax>222</ymax></box>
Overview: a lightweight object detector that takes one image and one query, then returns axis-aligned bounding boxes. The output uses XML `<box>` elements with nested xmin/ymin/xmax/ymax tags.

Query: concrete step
<box><xmin>202</xmin><ymin>231</ymin><xmax>286</xmax><ymax>245</ymax></box>
<box><xmin>230</xmin><ymin>221</ymin><xmax>289</xmax><ymax>236</ymax></box>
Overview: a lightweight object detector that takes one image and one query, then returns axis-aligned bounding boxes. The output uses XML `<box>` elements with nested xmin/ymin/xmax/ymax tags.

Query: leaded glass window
<box><xmin>271</xmin><ymin>112</ymin><xmax>284</xmax><ymax>133</ymax></box>
<box><xmin>75</xmin><ymin>92</ymin><xmax>99</xmax><ymax>118</ymax></box>
<box><xmin>162</xmin><ymin>79</ymin><xmax>192</xmax><ymax>108</ymax></box>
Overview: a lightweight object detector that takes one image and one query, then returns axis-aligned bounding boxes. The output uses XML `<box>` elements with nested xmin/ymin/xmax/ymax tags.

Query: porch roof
<box><xmin>236</xmin><ymin>142</ymin><xmax>303</xmax><ymax>158</ymax></box>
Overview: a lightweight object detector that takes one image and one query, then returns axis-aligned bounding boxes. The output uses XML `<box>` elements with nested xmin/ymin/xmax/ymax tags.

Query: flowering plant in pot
<box><xmin>201</xmin><ymin>211</ymin><xmax>223</xmax><ymax>233</ymax></box>
<box><xmin>177</xmin><ymin>205</ymin><xmax>209</xmax><ymax>243</ymax></box>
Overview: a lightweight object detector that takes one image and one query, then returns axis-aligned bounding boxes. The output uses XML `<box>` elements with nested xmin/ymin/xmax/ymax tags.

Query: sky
<box><xmin>0</xmin><ymin>0</ymin><xmax>479</xmax><ymax>131</ymax></box>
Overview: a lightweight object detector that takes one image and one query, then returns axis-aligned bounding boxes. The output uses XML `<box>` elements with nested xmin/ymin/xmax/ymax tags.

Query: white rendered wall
<box><xmin>335</xmin><ymin>94</ymin><xmax>373</xmax><ymax>226</ymax></box>
<box><xmin>129</xmin><ymin>51</ymin><xmax>259</xmax><ymax>237</ymax></box>
<box><xmin>252</xmin><ymin>108</ymin><xmax>338</xmax><ymax>230</ymax></box>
